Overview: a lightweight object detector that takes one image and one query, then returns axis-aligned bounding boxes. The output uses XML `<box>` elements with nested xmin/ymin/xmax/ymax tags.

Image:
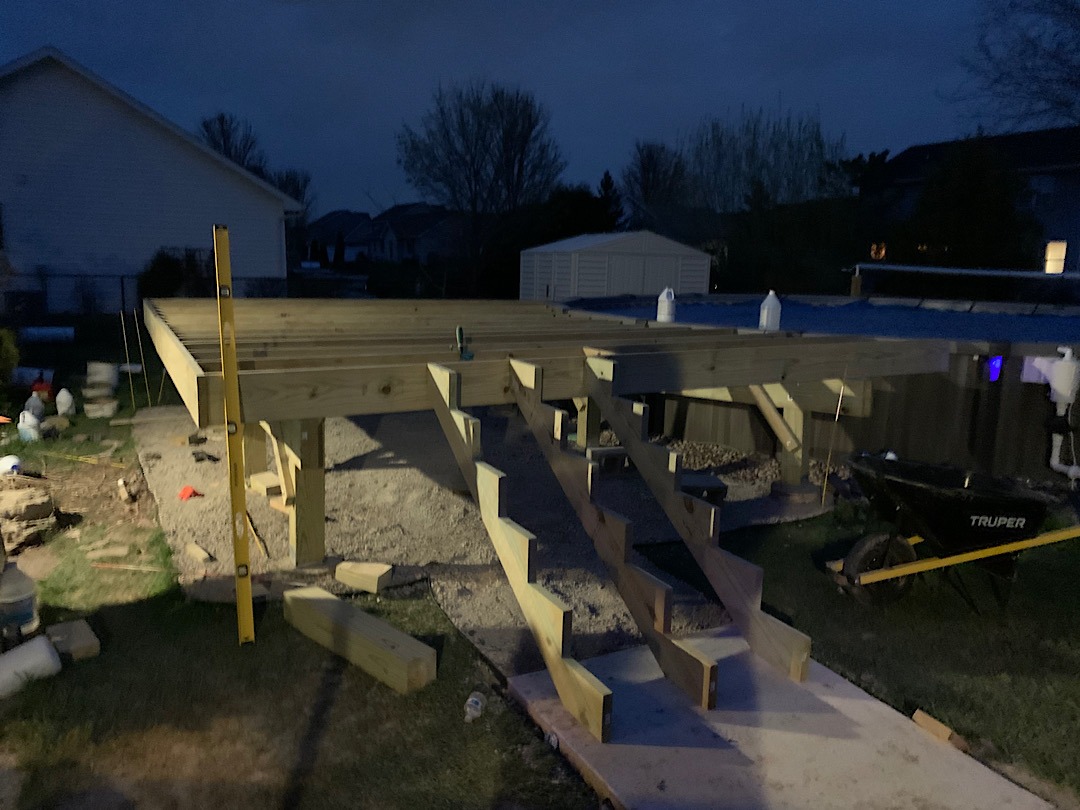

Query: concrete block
<box><xmin>46</xmin><ymin>619</ymin><xmax>100</xmax><ymax>661</ymax></box>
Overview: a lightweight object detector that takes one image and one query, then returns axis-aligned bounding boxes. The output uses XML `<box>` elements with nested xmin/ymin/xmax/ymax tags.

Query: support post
<box><xmin>266</xmin><ymin>418</ymin><xmax>325</xmax><ymax>566</ymax></box>
<box><xmin>779</xmin><ymin>399</ymin><xmax>809</xmax><ymax>485</ymax></box>
<box><xmin>243</xmin><ymin>423</ymin><xmax>268</xmax><ymax>480</ymax></box>
<box><xmin>573</xmin><ymin>397</ymin><xmax>601</xmax><ymax>450</ymax></box>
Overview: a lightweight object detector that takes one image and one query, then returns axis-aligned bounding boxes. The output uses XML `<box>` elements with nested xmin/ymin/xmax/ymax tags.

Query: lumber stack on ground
<box><xmin>283</xmin><ymin>586</ymin><xmax>436</xmax><ymax>694</ymax></box>
<box><xmin>336</xmin><ymin>561</ymin><xmax>393</xmax><ymax>593</ymax></box>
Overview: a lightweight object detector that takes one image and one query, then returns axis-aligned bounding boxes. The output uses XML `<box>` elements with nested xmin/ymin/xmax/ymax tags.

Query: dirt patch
<box><xmin>135</xmin><ymin>407</ymin><xmax>727</xmax><ymax>677</ymax></box>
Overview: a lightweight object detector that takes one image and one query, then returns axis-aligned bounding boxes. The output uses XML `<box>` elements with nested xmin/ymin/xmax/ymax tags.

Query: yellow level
<box><xmin>213</xmin><ymin>225</ymin><xmax>256</xmax><ymax>644</ymax></box>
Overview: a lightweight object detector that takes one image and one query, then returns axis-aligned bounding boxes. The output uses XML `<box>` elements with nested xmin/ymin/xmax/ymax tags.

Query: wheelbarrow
<box><xmin>828</xmin><ymin>452</ymin><xmax>1078</xmax><ymax>604</ymax></box>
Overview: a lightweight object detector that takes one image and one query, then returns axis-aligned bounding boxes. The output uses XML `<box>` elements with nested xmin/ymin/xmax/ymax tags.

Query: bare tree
<box><xmin>684</xmin><ymin>109</ymin><xmax>848</xmax><ymax>214</ymax></box>
<box><xmin>397</xmin><ymin>81</ymin><xmax>565</xmax><ymax>291</ymax></box>
<box><xmin>272</xmin><ymin>168</ymin><xmax>316</xmax><ymax>225</ymax></box>
<box><xmin>620</xmin><ymin>141</ymin><xmax>695</xmax><ymax>228</ymax></box>
<box><xmin>397</xmin><ymin>81</ymin><xmax>565</xmax><ymax>220</ymax></box>
<box><xmin>966</xmin><ymin>0</ymin><xmax>1080</xmax><ymax>126</ymax></box>
<box><xmin>198</xmin><ymin>112</ymin><xmax>269</xmax><ymax>178</ymax></box>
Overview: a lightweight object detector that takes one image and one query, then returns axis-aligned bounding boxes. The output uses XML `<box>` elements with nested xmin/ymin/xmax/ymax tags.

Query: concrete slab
<box><xmin>509</xmin><ymin>627</ymin><xmax>1048</xmax><ymax>810</ymax></box>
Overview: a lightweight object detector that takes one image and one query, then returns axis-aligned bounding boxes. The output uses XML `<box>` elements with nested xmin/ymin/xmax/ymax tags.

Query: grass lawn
<box><xmin>641</xmin><ymin>504</ymin><xmax>1080</xmax><ymax>802</ymax></box>
<box><xmin>1</xmin><ymin>584</ymin><xmax>595</xmax><ymax>809</ymax></box>
<box><xmin>1</xmin><ymin>329</ymin><xmax>595</xmax><ymax>807</ymax></box>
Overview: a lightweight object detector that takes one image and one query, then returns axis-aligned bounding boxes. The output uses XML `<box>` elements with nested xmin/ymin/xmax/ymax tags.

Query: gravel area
<box><xmin>135</xmin><ymin>406</ymin><xmax>726</xmax><ymax>677</ymax></box>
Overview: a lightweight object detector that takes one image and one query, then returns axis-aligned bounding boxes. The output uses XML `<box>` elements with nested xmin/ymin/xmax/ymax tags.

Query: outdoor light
<box><xmin>1045</xmin><ymin>241</ymin><xmax>1067</xmax><ymax>274</ymax></box>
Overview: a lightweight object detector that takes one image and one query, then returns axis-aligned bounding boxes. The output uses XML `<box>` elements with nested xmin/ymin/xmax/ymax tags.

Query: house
<box><xmin>305</xmin><ymin>209</ymin><xmax>370</xmax><ymax>265</ymax></box>
<box><xmin>519</xmin><ymin>231</ymin><xmax>711</xmax><ymax>301</ymax></box>
<box><xmin>0</xmin><ymin>47</ymin><xmax>301</xmax><ymax>314</ymax></box>
<box><xmin>881</xmin><ymin>125</ymin><xmax>1080</xmax><ymax>273</ymax></box>
<box><xmin>345</xmin><ymin>203</ymin><xmax>463</xmax><ymax>265</ymax></box>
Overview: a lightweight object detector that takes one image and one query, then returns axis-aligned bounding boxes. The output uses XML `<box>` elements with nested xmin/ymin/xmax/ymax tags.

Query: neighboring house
<box><xmin>0</xmin><ymin>46</ymin><xmax>301</xmax><ymax>314</ymax></box>
<box><xmin>345</xmin><ymin>203</ymin><xmax>463</xmax><ymax>264</ymax></box>
<box><xmin>881</xmin><ymin>126</ymin><xmax>1080</xmax><ymax>273</ymax></box>
<box><xmin>520</xmin><ymin>231</ymin><xmax>711</xmax><ymax>301</ymax></box>
<box><xmin>305</xmin><ymin>209</ymin><xmax>370</xmax><ymax>265</ymax></box>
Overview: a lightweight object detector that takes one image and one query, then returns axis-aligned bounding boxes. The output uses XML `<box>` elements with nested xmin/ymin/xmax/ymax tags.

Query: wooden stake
<box><xmin>119</xmin><ymin>311</ymin><xmax>138</xmax><ymax>413</ymax></box>
<box><xmin>133</xmin><ymin>307</ymin><xmax>154</xmax><ymax>408</ymax></box>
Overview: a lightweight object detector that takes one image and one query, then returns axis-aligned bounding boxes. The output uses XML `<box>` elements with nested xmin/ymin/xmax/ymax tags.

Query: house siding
<box><xmin>0</xmin><ymin>59</ymin><xmax>288</xmax><ymax>312</ymax></box>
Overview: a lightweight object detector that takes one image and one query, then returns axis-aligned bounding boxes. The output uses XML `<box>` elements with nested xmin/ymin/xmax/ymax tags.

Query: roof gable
<box><xmin>522</xmin><ymin>230</ymin><xmax>708</xmax><ymax>258</ymax></box>
<box><xmin>0</xmin><ymin>46</ymin><xmax>302</xmax><ymax>212</ymax></box>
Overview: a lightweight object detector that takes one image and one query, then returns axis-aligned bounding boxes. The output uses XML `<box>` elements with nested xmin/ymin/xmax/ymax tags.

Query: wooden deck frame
<box><xmin>429</xmin><ymin>363</ymin><xmax>613</xmax><ymax>742</ymax></box>
<box><xmin>143</xmin><ymin>297</ymin><xmax>962</xmax><ymax>737</ymax></box>
<box><xmin>586</xmin><ymin>356</ymin><xmax>813</xmax><ymax>681</ymax></box>
<box><xmin>511</xmin><ymin>360</ymin><xmax>719</xmax><ymax>709</ymax></box>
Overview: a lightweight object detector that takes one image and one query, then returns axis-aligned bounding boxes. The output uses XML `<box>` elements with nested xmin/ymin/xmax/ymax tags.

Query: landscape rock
<box><xmin>0</xmin><ymin>488</ymin><xmax>54</xmax><ymax>522</ymax></box>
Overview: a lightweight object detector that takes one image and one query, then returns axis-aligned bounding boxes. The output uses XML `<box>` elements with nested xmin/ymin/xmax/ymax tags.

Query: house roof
<box><xmin>521</xmin><ymin>230</ymin><xmax>709</xmax><ymax>257</ymax></box>
<box><xmin>307</xmin><ymin>210</ymin><xmax>370</xmax><ymax>244</ymax></box>
<box><xmin>886</xmin><ymin>125</ymin><xmax>1080</xmax><ymax>185</ymax></box>
<box><xmin>0</xmin><ymin>46</ymin><xmax>303</xmax><ymax>212</ymax></box>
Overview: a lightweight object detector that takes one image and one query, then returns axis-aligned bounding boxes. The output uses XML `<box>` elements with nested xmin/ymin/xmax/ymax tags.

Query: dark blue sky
<box><xmin>2</xmin><ymin>1</ymin><xmax>983</xmax><ymax>217</ymax></box>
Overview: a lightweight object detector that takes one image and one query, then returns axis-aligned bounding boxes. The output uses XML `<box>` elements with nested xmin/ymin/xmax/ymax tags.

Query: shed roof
<box><xmin>522</xmin><ymin>230</ymin><xmax>709</xmax><ymax>258</ymax></box>
<box><xmin>0</xmin><ymin>46</ymin><xmax>303</xmax><ymax>212</ymax></box>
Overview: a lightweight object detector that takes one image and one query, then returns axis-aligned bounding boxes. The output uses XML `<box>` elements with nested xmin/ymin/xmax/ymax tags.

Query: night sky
<box><xmin>2</xmin><ymin>1</ymin><xmax>983</xmax><ymax>216</ymax></box>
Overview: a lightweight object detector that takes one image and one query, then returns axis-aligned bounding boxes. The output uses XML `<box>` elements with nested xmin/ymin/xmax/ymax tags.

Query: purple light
<box><xmin>989</xmin><ymin>355</ymin><xmax>1003</xmax><ymax>382</ymax></box>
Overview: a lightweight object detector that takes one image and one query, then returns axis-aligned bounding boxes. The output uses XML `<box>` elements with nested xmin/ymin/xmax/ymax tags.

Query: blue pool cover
<box><xmin>588</xmin><ymin>297</ymin><xmax>1080</xmax><ymax>344</ymax></box>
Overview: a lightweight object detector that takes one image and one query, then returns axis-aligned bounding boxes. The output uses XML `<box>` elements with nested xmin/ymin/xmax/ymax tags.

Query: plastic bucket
<box><xmin>0</xmin><ymin>564</ymin><xmax>40</xmax><ymax>636</ymax></box>
<box><xmin>86</xmin><ymin>362</ymin><xmax>120</xmax><ymax>388</ymax></box>
<box><xmin>84</xmin><ymin>399</ymin><xmax>119</xmax><ymax>419</ymax></box>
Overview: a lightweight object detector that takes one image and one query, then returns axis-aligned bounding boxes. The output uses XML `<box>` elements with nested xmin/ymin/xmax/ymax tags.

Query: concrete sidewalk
<box><xmin>510</xmin><ymin>626</ymin><xmax>1048</xmax><ymax>810</ymax></box>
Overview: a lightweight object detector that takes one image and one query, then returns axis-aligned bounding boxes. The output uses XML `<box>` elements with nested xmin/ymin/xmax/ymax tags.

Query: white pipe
<box><xmin>1049</xmin><ymin>434</ymin><xmax>1080</xmax><ymax>480</ymax></box>
<box><xmin>0</xmin><ymin>635</ymin><xmax>62</xmax><ymax>698</ymax></box>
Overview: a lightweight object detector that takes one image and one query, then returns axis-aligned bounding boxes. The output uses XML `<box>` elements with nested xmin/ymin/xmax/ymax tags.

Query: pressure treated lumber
<box><xmin>260</xmin><ymin>419</ymin><xmax>325</xmax><ymax>565</ymax></box>
<box><xmin>430</xmin><ymin>363</ymin><xmax>613</xmax><ymax>742</ymax></box>
<box><xmin>336</xmin><ymin>561</ymin><xmax>393</xmax><ymax>593</ymax></box>
<box><xmin>145</xmin><ymin>299</ymin><xmax>948</xmax><ymax>428</ymax></box>
<box><xmin>511</xmin><ymin>360</ymin><xmax>718</xmax><ymax>709</ymax></box>
<box><xmin>586</xmin><ymin>356</ymin><xmax>812</xmax><ymax>682</ymax></box>
<box><xmin>285</xmin><ymin>586</ymin><xmax>435</xmax><ymax>693</ymax></box>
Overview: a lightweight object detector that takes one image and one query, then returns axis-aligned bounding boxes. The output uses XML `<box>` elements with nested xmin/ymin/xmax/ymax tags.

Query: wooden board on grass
<box><xmin>283</xmin><ymin>586</ymin><xmax>436</xmax><ymax>694</ymax></box>
<box><xmin>336</xmin><ymin>561</ymin><xmax>393</xmax><ymax>593</ymax></box>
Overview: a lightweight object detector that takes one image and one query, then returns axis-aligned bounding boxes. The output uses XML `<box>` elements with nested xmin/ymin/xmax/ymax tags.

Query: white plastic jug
<box><xmin>17</xmin><ymin>411</ymin><xmax>41</xmax><ymax>442</ymax></box>
<box><xmin>759</xmin><ymin>290</ymin><xmax>781</xmax><ymax>332</ymax></box>
<box><xmin>656</xmin><ymin>287</ymin><xmax>676</xmax><ymax>323</ymax></box>
<box><xmin>55</xmin><ymin>388</ymin><xmax>75</xmax><ymax>417</ymax></box>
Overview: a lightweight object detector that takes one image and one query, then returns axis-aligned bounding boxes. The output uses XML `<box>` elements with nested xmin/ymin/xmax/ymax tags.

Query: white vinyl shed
<box><xmin>519</xmin><ymin>231</ymin><xmax>711</xmax><ymax>301</ymax></box>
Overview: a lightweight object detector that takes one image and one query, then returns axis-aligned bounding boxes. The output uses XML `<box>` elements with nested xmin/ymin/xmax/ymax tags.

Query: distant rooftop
<box><xmin>887</xmin><ymin>125</ymin><xmax>1080</xmax><ymax>184</ymax></box>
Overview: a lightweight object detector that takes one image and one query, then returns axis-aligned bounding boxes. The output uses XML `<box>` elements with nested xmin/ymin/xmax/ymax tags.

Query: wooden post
<box><xmin>243</xmin><ymin>423</ymin><xmax>268</xmax><ymax>480</ymax></box>
<box><xmin>270</xmin><ymin>418</ymin><xmax>325</xmax><ymax>566</ymax></box>
<box><xmin>573</xmin><ymin>397</ymin><xmax>601</xmax><ymax>450</ymax></box>
<box><xmin>779</xmin><ymin>401</ymin><xmax>809</xmax><ymax>485</ymax></box>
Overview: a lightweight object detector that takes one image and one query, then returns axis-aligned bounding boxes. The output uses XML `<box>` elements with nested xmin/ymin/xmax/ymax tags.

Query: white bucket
<box><xmin>84</xmin><ymin>399</ymin><xmax>119</xmax><ymax>419</ymax></box>
<box><xmin>86</xmin><ymin>362</ymin><xmax>120</xmax><ymax>389</ymax></box>
<box><xmin>656</xmin><ymin>287</ymin><xmax>676</xmax><ymax>323</ymax></box>
<box><xmin>0</xmin><ymin>635</ymin><xmax>61</xmax><ymax>698</ymax></box>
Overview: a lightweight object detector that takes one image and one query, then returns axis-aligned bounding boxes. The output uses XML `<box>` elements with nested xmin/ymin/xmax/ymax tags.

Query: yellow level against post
<box><xmin>214</xmin><ymin>224</ymin><xmax>256</xmax><ymax>645</ymax></box>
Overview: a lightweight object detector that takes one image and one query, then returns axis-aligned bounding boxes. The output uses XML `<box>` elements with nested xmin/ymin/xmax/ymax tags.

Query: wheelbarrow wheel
<box><xmin>844</xmin><ymin>533</ymin><xmax>917</xmax><ymax>605</ymax></box>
